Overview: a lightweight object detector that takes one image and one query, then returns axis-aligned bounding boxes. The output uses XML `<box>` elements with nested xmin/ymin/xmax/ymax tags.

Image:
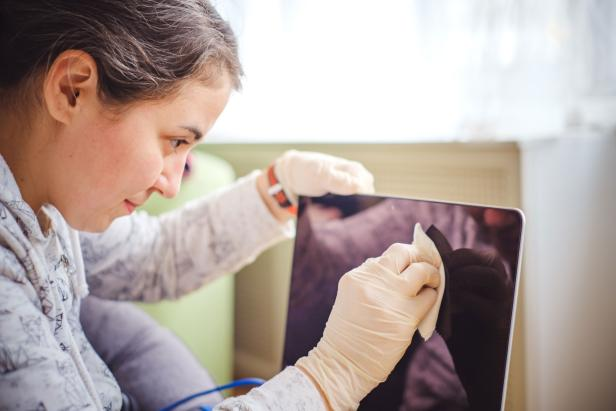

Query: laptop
<box><xmin>282</xmin><ymin>194</ymin><xmax>524</xmax><ymax>411</ymax></box>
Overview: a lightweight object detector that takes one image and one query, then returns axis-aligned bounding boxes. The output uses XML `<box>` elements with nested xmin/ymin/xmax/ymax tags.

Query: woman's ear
<box><xmin>43</xmin><ymin>50</ymin><xmax>98</xmax><ymax>125</ymax></box>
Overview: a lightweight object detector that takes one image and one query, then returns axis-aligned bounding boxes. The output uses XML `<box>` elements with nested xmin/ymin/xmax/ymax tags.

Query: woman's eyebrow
<box><xmin>180</xmin><ymin>126</ymin><xmax>204</xmax><ymax>141</ymax></box>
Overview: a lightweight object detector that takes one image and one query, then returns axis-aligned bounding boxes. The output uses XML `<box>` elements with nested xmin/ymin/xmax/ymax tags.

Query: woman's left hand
<box><xmin>273</xmin><ymin>149</ymin><xmax>375</xmax><ymax>201</ymax></box>
<box><xmin>256</xmin><ymin>150</ymin><xmax>375</xmax><ymax>221</ymax></box>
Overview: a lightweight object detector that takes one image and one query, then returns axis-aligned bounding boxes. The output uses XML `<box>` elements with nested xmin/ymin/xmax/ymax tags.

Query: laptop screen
<box><xmin>282</xmin><ymin>194</ymin><xmax>524</xmax><ymax>411</ymax></box>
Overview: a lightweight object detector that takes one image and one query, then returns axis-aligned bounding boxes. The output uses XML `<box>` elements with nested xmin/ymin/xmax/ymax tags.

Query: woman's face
<box><xmin>49</xmin><ymin>76</ymin><xmax>232</xmax><ymax>232</ymax></box>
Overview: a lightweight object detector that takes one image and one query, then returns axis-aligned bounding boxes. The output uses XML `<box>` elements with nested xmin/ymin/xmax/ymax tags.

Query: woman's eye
<box><xmin>170</xmin><ymin>139</ymin><xmax>190</xmax><ymax>150</ymax></box>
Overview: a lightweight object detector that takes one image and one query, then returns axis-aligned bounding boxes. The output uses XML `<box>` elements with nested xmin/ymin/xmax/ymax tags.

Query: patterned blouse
<box><xmin>0</xmin><ymin>154</ymin><xmax>325</xmax><ymax>411</ymax></box>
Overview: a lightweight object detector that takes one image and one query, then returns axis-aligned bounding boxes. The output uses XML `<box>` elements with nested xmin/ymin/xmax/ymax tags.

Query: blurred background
<box><xmin>211</xmin><ymin>0</ymin><xmax>616</xmax><ymax>142</ymax></box>
<box><xmin>145</xmin><ymin>1</ymin><xmax>616</xmax><ymax>410</ymax></box>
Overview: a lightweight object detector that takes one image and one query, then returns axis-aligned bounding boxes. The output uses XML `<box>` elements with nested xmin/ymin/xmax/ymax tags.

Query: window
<box><xmin>210</xmin><ymin>0</ymin><xmax>616</xmax><ymax>142</ymax></box>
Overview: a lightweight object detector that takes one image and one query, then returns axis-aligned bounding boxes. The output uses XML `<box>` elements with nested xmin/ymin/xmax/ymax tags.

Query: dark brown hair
<box><xmin>0</xmin><ymin>0</ymin><xmax>242</xmax><ymax>108</ymax></box>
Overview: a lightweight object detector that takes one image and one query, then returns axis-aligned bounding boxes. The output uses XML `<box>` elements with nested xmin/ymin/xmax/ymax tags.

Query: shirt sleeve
<box><xmin>80</xmin><ymin>171</ymin><xmax>294</xmax><ymax>301</ymax></box>
<box><xmin>0</xmin><ymin>275</ymin><xmax>98</xmax><ymax>410</ymax></box>
<box><xmin>214</xmin><ymin>367</ymin><xmax>327</xmax><ymax>411</ymax></box>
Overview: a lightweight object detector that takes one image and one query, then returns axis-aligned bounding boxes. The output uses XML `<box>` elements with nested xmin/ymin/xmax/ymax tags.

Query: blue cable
<box><xmin>158</xmin><ymin>378</ymin><xmax>266</xmax><ymax>411</ymax></box>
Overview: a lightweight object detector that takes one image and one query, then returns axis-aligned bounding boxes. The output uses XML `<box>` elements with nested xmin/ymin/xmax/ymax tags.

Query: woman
<box><xmin>0</xmin><ymin>1</ymin><xmax>440</xmax><ymax>410</ymax></box>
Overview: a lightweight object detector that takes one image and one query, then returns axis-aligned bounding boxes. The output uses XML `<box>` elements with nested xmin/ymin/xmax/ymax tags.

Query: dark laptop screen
<box><xmin>282</xmin><ymin>194</ymin><xmax>524</xmax><ymax>411</ymax></box>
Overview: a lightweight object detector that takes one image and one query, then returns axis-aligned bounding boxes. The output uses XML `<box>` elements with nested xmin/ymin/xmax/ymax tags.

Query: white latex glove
<box><xmin>274</xmin><ymin>150</ymin><xmax>375</xmax><ymax>203</ymax></box>
<box><xmin>296</xmin><ymin>226</ymin><xmax>442</xmax><ymax>411</ymax></box>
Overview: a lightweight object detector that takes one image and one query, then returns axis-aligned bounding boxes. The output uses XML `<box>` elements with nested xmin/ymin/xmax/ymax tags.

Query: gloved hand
<box><xmin>296</xmin><ymin>231</ymin><xmax>441</xmax><ymax>410</ymax></box>
<box><xmin>274</xmin><ymin>150</ymin><xmax>375</xmax><ymax>202</ymax></box>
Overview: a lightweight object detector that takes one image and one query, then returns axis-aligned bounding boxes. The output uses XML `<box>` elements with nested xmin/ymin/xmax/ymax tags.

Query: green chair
<box><xmin>138</xmin><ymin>149</ymin><xmax>236</xmax><ymax>385</ymax></box>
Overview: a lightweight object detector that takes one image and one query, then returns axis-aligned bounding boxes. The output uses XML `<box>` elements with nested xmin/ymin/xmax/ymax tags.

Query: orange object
<box><xmin>267</xmin><ymin>165</ymin><xmax>298</xmax><ymax>215</ymax></box>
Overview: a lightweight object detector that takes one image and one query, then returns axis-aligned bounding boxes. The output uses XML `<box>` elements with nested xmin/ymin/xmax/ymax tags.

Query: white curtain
<box><xmin>210</xmin><ymin>0</ymin><xmax>616</xmax><ymax>142</ymax></box>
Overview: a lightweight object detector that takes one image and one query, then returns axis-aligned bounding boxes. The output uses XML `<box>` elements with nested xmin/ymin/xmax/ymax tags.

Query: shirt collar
<box><xmin>0</xmin><ymin>153</ymin><xmax>49</xmax><ymax>242</ymax></box>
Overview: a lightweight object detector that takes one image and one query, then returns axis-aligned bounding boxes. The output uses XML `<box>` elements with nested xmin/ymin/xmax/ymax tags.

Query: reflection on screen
<box><xmin>283</xmin><ymin>195</ymin><xmax>524</xmax><ymax>411</ymax></box>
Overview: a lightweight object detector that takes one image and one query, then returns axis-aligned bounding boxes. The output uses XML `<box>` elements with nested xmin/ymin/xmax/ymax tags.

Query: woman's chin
<box><xmin>67</xmin><ymin>212</ymin><xmax>119</xmax><ymax>233</ymax></box>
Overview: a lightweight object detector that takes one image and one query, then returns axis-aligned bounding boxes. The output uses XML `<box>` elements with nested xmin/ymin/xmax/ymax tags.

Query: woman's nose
<box><xmin>153</xmin><ymin>157</ymin><xmax>185</xmax><ymax>199</ymax></box>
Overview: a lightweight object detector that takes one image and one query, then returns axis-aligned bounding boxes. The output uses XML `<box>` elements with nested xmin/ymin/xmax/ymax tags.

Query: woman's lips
<box><xmin>124</xmin><ymin>200</ymin><xmax>137</xmax><ymax>213</ymax></box>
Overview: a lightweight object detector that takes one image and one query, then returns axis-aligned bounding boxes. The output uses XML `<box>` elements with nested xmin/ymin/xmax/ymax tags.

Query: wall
<box><xmin>520</xmin><ymin>136</ymin><xmax>616</xmax><ymax>410</ymax></box>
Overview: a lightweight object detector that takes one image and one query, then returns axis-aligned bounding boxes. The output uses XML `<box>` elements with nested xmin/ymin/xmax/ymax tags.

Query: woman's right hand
<box><xmin>295</xmin><ymin>239</ymin><xmax>441</xmax><ymax>410</ymax></box>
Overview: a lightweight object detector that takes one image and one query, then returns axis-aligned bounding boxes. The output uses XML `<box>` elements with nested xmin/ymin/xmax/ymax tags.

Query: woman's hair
<box><xmin>0</xmin><ymin>0</ymin><xmax>242</xmax><ymax>109</ymax></box>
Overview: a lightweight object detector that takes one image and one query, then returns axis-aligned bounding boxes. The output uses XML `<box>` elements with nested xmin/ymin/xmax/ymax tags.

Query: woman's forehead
<box><xmin>112</xmin><ymin>78</ymin><xmax>231</xmax><ymax>132</ymax></box>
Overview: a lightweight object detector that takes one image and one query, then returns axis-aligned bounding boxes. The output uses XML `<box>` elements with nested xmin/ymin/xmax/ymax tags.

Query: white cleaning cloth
<box><xmin>412</xmin><ymin>223</ymin><xmax>446</xmax><ymax>340</ymax></box>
